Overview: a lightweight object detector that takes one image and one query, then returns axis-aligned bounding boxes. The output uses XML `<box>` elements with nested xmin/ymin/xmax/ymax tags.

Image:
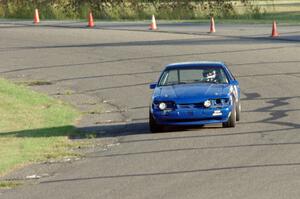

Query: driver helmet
<box><xmin>203</xmin><ymin>70</ymin><xmax>216</xmax><ymax>81</ymax></box>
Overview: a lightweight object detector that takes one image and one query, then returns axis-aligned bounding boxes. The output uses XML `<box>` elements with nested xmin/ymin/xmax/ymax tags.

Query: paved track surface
<box><xmin>1</xmin><ymin>21</ymin><xmax>300</xmax><ymax>198</ymax></box>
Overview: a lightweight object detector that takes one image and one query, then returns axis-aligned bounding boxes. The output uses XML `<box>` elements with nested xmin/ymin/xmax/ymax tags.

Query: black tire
<box><xmin>149</xmin><ymin>112</ymin><xmax>163</xmax><ymax>133</ymax></box>
<box><xmin>223</xmin><ymin>102</ymin><xmax>236</xmax><ymax>128</ymax></box>
<box><xmin>236</xmin><ymin>100</ymin><xmax>241</xmax><ymax>122</ymax></box>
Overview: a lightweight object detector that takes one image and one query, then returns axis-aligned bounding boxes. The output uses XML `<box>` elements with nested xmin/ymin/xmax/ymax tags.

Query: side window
<box><xmin>159</xmin><ymin>72</ymin><xmax>168</xmax><ymax>86</ymax></box>
<box><xmin>158</xmin><ymin>70</ymin><xmax>178</xmax><ymax>86</ymax></box>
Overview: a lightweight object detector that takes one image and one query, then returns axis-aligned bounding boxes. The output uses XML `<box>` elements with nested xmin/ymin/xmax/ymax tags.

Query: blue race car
<box><xmin>149</xmin><ymin>61</ymin><xmax>241</xmax><ymax>132</ymax></box>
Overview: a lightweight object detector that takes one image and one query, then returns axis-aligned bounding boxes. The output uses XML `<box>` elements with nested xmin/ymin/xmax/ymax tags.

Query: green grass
<box><xmin>0</xmin><ymin>180</ymin><xmax>23</xmax><ymax>189</ymax></box>
<box><xmin>170</xmin><ymin>11</ymin><xmax>300</xmax><ymax>25</ymax></box>
<box><xmin>0</xmin><ymin>78</ymin><xmax>81</xmax><ymax>176</ymax></box>
<box><xmin>224</xmin><ymin>11</ymin><xmax>300</xmax><ymax>24</ymax></box>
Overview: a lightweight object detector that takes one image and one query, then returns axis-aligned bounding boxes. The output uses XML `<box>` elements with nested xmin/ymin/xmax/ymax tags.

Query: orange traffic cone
<box><xmin>34</xmin><ymin>9</ymin><xmax>40</xmax><ymax>24</ymax></box>
<box><xmin>210</xmin><ymin>17</ymin><xmax>216</xmax><ymax>33</ymax></box>
<box><xmin>271</xmin><ymin>20</ymin><xmax>279</xmax><ymax>37</ymax></box>
<box><xmin>88</xmin><ymin>11</ymin><xmax>94</xmax><ymax>28</ymax></box>
<box><xmin>149</xmin><ymin>15</ymin><xmax>157</xmax><ymax>30</ymax></box>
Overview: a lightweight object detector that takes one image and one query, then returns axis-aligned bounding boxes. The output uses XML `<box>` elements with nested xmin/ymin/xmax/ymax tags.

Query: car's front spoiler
<box><xmin>152</xmin><ymin>107</ymin><xmax>231</xmax><ymax>126</ymax></box>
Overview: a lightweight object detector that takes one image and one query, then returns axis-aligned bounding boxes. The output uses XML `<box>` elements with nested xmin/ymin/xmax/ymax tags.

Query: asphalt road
<box><xmin>1</xmin><ymin>21</ymin><xmax>300</xmax><ymax>198</ymax></box>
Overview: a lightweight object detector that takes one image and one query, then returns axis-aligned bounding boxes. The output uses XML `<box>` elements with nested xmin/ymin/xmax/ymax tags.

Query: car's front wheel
<box><xmin>149</xmin><ymin>111</ymin><xmax>163</xmax><ymax>133</ymax></box>
<box><xmin>223</xmin><ymin>102</ymin><xmax>236</xmax><ymax>128</ymax></box>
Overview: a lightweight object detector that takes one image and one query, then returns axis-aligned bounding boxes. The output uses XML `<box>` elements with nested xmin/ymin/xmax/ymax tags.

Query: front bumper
<box><xmin>152</xmin><ymin>106</ymin><xmax>232</xmax><ymax>126</ymax></box>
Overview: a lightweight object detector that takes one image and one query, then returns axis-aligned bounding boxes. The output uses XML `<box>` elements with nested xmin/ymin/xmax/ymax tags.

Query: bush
<box><xmin>0</xmin><ymin>0</ymin><xmax>259</xmax><ymax>20</ymax></box>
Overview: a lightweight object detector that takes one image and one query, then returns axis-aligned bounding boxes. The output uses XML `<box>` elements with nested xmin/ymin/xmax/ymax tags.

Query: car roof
<box><xmin>165</xmin><ymin>61</ymin><xmax>226</xmax><ymax>70</ymax></box>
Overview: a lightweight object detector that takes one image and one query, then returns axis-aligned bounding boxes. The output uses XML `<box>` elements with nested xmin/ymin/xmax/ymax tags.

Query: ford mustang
<box><xmin>149</xmin><ymin>61</ymin><xmax>241</xmax><ymax>132</ymax></box>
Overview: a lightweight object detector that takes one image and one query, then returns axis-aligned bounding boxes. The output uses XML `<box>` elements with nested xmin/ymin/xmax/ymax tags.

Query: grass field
<box><xmin>0</xmin><ymin>180</ymin><xmax>23</xmax><ymax>189</ymax></box>
<box><xmin>0</xmin><ymin>78</ymin><xmax>81</xmax><ymax>177</ymax></box>
<box><xmin>211</xmin><ymin>11</ymin><xmax>300</xmax><ymax>24</ymax></box>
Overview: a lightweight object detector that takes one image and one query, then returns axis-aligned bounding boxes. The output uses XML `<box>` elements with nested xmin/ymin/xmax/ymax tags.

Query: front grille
<box><xmin>177</xmin><ymin>103</ymin><xmax>204</xmax><ymax>109</ymax></box>
<box><xmin>177</xmin><ymin>98</ymin><xmax>230</xmax><ymax>109</ymax></box>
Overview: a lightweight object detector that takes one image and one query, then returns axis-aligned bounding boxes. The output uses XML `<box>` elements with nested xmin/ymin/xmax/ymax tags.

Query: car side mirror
<box><xmin>230</xmin><ymin>80</ymin><xmax>239</xmax><ymax>85</ymax></box>
<box><xmin>149</xmin><ymin>83</ymin><xmax>157</xmax><ymax>89</ymax></box>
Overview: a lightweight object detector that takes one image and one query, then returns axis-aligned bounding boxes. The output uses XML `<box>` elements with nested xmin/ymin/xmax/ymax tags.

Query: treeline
<box><xmin>0</xmin><ymin>0</ymin><xmax>260</xmax><ymax>20</ymax></box>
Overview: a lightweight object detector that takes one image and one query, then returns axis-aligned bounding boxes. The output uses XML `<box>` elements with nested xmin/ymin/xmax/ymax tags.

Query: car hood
<box><xmin>154</xmin><ymin>83</ymin><xmax>231</xmax><ymax>103</ymax></box>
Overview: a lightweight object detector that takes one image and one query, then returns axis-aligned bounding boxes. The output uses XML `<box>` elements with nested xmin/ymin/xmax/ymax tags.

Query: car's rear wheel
<box><xmin>223</xmin><ymin>101</ymin><xmax>236</xmax><ymax>128</ymax></box>
<box><xmin>236</xmin><ymin>100</ymin><xmax>241</xmax><ymax>122</ymax></box>
<box><xmin>149</xmin><ymin>111</ymin><xmax>163</xmax><ymax>133</ymax></box>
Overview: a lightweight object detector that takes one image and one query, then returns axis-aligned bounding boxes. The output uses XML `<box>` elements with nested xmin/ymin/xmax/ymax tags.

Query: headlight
<box><xmin>204</xmin><ymin>100</ymin><xmax>211</xmax><ymax>108</ymax></box>
<box><xmin>159</xmin><ymin>102</ymin><xmax>167</xmax><ymax>110</ymax></box>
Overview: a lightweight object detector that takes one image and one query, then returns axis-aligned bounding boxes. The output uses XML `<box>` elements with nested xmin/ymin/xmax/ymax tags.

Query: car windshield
<box><xmin>158</xmin><ymin>67</ymin><xmax>229</xmax><ymax>86</ymax></box>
